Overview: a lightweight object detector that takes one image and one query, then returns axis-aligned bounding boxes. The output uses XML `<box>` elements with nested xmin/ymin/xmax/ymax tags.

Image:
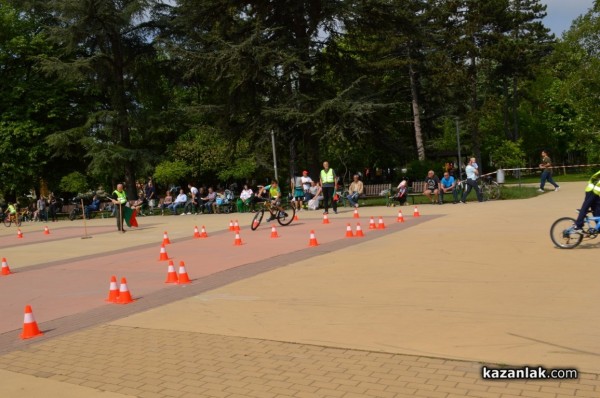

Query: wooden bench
<box><xmin>338</xmin><ymin>183</ymin><xmax>390</xmax><ymax>207</ymax></box>
<box><xmin>363</xmin><ymin>184</ymin><xmax>392</xmax><ymax>198</ymax></box>
<box><xmin>407</xmin><ymin>181</ymin><xmax>427</xmax><ymax>204</ymax></box>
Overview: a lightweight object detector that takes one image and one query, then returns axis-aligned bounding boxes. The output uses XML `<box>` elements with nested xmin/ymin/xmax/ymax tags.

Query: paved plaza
<box><xmin>0</xmin><ymin>182</ymin><xmax>599</xmax><ymax>397</ymax></box>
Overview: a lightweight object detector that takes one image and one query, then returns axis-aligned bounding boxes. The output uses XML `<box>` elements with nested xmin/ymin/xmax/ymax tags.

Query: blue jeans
<box><xmin>168</xmin><ymin>202</ymin><xmax>184</xmax><ymax>214</ymax></box>
<box><xmin>575</xmin><ymin>192</ymin><xmax>600</xmax><ymax>228</ymax></box>
<box><xmin>461</xmin><ymin>179</ymin><xmax>483</xmax><ymax>202</ymax></box>
<box><xmin>440</xmin><ymin>188</ymin><xmax>458</xmax><ymax>203</ymax></box>
<box><xmin>540</xmin><ymin>170</ymin><xmax>559</xmax><ymax>190</ymax></box>
<box><xmin>347</xmin><ymin>193</ymin><xmax>359</xmax><ymax>207</ymax></box>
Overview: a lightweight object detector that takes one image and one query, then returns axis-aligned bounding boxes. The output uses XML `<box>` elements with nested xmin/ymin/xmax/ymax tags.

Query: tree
<box><xmin>0</xmin><ymin>2</ymin><xmax>81</xmax><ymax>197</ymax></box>
<box><xmin>42</xmin><ymin>0</ymin><xmax>173</xmax><ymax>197</ymax></box>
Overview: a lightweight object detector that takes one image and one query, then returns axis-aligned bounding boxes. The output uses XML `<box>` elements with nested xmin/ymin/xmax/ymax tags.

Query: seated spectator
<box><xmin>212</xmin><ymin>189</ymin><xmax>226</xmax><ymax>214</ymax></box>
<box><xmin>439</xmin><ymin>171</ymin><xmax>458</xmax><ymax>204</ymax></box>
<box><xmin>392</xmin><ymin>180</ymin><xmax>408</xmax><ymax>206</ymax></box>
<box><xmin>237</xmin><ymin>184</ymin><xmax>253</xmax><ymax>213</ymax></box>
<box><xmin>160</xmin><ymin>191</ymin><xmax>173</xmax><ymax>214</ymax></box>
<box><xmin>169</xmin><ymin>189</ymin><xmax>188</xmax><ymax>215</ymax></box>
<box><xmin>202</xmin><ymin>187</ymin><xmax>217</xmax><ymax>213</ymax></box>
<box><xmin>346</xmin><ymin>174</ymin><xmax>364</xmax><ymax>208</ymax></box>
<box><xmin>301</xmin><ymin>170</ymin><xmax>313</xmax><ymax>200</ymax></box>
<box><xmin>307</xmin><ymin>182</ymin><xmax>323</xmax><ymax>210</ymax></box>
<box><xmin>423</xmin><ymin>170</ymin><xmax>440</xmax><ymax>204</ymax></box>
<box><xmin>85</xmin><ymin>195</ymin><xmax>101</xmax><ymax>219</ymax></box>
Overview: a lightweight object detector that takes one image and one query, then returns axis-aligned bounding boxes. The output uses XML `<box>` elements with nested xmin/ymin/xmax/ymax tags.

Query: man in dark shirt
<box><xmin>145</xmin><ymin>181</ymin><xmax>157</xmax><ymax>212</ymax></box>
<box><xmin>423</xmin><ymin>170</ymin><xmax>440</xmax><ymax>204</ymax></box>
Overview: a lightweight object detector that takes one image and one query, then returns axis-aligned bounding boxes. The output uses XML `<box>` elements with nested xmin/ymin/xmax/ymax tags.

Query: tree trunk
<box><xmin>469</xmin><ymin>55</ymin><xmax>482</xmax><ymax>173</ymax></box>
<box><xmin>503</xmin><ymin>79</ymin><xmax>511</xmax><ymax>139</ymax></box>
<box><xmin>512</xmin><ymin>75</ymin><xmax>519</xmax><ymax>141</ymax></box>
<box><xmin>409</xmin><ymin>62</ymin><xmax>425</xmax><ymax>161</ymax></box>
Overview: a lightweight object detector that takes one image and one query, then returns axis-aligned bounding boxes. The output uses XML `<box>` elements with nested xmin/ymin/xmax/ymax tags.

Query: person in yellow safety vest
<box><xmin>319</xmin><ymin>161</ymin><xmax>338</xmax><ymax>214</ymax></box>
<box><xmin>573</xmin><ymin>170</ymin><xmax>600</xmax><ymax>233</ymax></box>
<box><xmin>111</xmin><ymin>183</ymin><xmax>128</xmax><ymax>233</ymax></box>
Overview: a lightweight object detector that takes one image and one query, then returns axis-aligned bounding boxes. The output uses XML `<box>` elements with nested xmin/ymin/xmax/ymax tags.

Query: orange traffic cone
<box><xmin>270</xmin><ymin>224</ymin><xmax>279</xmax><ymax>238</ymax></box>
<box><xmin>252</xmin><ymin>218</ymin><xmax>260</xmax><ymax>229</ymax></box>
<box><xmin>368</xmin><ymin>216</ymin><xmax>376</xmax><ymax>230</ymax></box>
<box><xmin>193</xmin><ymin>226</ymin><xmax>201</xmax><ymax>238</ymax></box>
<box><xmin>165</xmin><ymin>260</ymin><xmax>178</xmax><ymax>283</ymax></box>
<box><xmin>177</xmin><ymin>261</ymin><xmax>191</xmax><ymax>284</ymax></box>
<box><xmin>308</xmin><ymin>230</ymin><xmax>319</xmax><ymax>246</ymax></box>
<box><xmin>355</xmin><ymin>223</ymin><xmax>365</xmax><ymax>237</ymax></box>
<box><xmin>378</xmin><ymin>216</ymin><xmax>386</xmax><ymax>230</ymax></box>
<box><xmin>1</xmin><ymin>257</ymin><xmax>12</xmax><ymax>275</ymax></box>
<box><xmin>20</xmin><ymin>305</ymin><xmax>43</xmax><ymax>339</ymax></box>
<box><xmin>116</xmin><ymin>277</ymin><xmax>134</xmax><ymax>304</ymax></box>
<box><xmin>397</xmin><ymin>210</ymin><xmax>405</xmax><ymax>223</ymax></box>
<box><xmin>229</xmin><ymin>220</ymin><xmax>234</xmax><ymax>231</ymax></box>
<box><xmin>158</xmin><ymin>244</ymin><xmax>170</xmax><ymax>261</ymax></box>
<box><xmin>345</xmin><ymin>223</ymin><xmax>354</xmax><ymax>238</ymax></box>
<box><xmin>233</xmin><ymin>232</ymin><xmax>243</xmax><ymax>246</ymax></box>
<box><xmin>200</xmin><ymin>225</ymin><xmax>208</xmax><ymax>238</ymax></box>
<box><xmin>293</xmin><ymin>214</ymin><xmax>299</xmax><ymax>221</ymax></box>
<box><xmin>234</xmin><ymin>220</ymin><xmax>241</xmax><ymax>232</ymax></box>
<box><xmin>43</xmin><ymin>226</ymin><xmax>50</xmax><ymax>235</ymax></box>
<box><xmin>413</xmin><ymin>205</ymin><xmax>420</xmax><ymax>217</ymax></box>
<box><xmin>162</xmin><ymin>231</ymin><xmax>171</xmax><ymax>245</ymax></box>
<box><xmin>17</xmin><ymin>229</ymin><xmax>23</xmax><ymax>239</ymax></box>
<box><xmin>353</xmin><ymin>208</ymin><xmax>359</xmax><ymax>219</ymax></box>
<box><xmin>106</xmin><ymin>275</ymin><xmax>119</xmax><ymax>302</ymax></box>
<box><xmin>322</xmin><ymin>214</ymin><xmax>330</xmax><ymax>224</ymax></box>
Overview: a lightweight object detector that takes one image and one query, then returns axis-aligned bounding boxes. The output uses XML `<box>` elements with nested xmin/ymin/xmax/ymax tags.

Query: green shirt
<box><xmin>264</xmin><ymin>185</ymin><xmax>281</xmax><ymax>199</ymax></box>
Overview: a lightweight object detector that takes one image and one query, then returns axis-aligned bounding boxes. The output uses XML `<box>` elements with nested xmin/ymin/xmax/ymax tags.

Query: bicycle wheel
<box><xmin>15</xmin><ymin>215</ymin><xmax>22</xmax><ymax>227</ymax></box>
<box><xmin>251</xmin><ymin>210</ymin><xmax>264</xmax><ymax>230</ymax></box>
<box><xmin>3</xmin><ymin>215</ymin><xmax>11</xmax><ymax>227</ymax></box>
<box><xmin>486</xmin><ymin>181</ymin><xmax>501</xmax><ymax>200</ymax></box>
<box><xmin>69</xmin><ymin>209</ymin><xmax>78</xmax><ymax>221</ymax></box>
<box><xmin>277</xmin><ymin>202</ymin><xmax>296</xmax><ymax>226</ymax></box>
<box><xmin>550</xmin><ymin>217</ymin><xmax>583</xmax><ymax>249</ymax></box>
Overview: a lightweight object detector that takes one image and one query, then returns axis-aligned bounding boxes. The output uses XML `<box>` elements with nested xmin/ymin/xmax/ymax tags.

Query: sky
<box><xmin>542</xmin><ymin>0</ymin><xmax>596</xmax><ymax>36</ymax></box>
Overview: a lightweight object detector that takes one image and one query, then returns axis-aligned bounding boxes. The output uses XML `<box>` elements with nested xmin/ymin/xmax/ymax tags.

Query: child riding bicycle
<box><xmin>257</xmin><ymin>180</ymin><xmax>288</xmax><ymax>222</ymax></box>
<box><xmin>573</xmin><ymin>169</ymin><xmax>600</xmax><ymax>234</ymax></box>
<box><xmin>4</xmin><ymin>202</ymin><xmax>17</xmax><ymax>222</ymax></box>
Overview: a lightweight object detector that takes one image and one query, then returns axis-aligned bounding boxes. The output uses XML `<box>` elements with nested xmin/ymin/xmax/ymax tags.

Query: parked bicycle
<box><xmin>250</xmin><ymin>199</ymin><xmax>295</xmax><ymax>230</ymax></box>
<box><xmin>550</xmin><ymin>210</ymin><xmax>600</xmax><ymax>249</ymax></box>
<box><xmin>479</xmin><ymin>175</ymin><xmax>501</xmax><ymax>201</ymax></box>
<box><xmin>456</xmin><ymin>175</ymin><xmax>501</xmax><ymax>201</ymax></box>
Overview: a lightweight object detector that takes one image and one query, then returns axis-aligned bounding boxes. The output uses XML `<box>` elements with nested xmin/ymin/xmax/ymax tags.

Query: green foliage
<box><xmin>488</xmin><ymin>139</ymin><xmax>526</xmax><ymax>169</ymax></box>
<box><xmin>0</xmin><ymin>0</ymin><xmax>598</xmax><ymax>200</ymax></box>
<box><xmin>407</xmin><ymin>159</ymin><xmax>440</xmax><ymax>180</ymax></box>
<box><xmin>59</xmin><ymin>171</ymin><xmax>87</xmax><ymax>194</ymax></box>
<box><xmin>153</xmin><ymin>161</ymin><xmax>192</xmax><ymax>186</ymax></box>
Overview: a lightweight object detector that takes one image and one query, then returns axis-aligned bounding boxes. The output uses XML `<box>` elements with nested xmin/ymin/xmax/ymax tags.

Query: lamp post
<box><xmin>271</xmin><ymin>129</ymin><xmax>278</xmax><ymax>181</ymax></box>
<box><xmin>456</xmin><ymin>119</ymin><xmax>462</xmax><ymax>179</ymax></box>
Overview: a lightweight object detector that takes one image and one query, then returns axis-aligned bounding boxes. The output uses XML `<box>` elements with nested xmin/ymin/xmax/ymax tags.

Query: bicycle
<box><xmin>456</xmin><ymin>175</ymin><xmax>501</xmax><ymax>201</ymax></box>
<box><xmin>3</xmin><ymin>213</ymin><xmax>22</xmax><ymax>227</ymax></box>
<box><xmin>250</xmin><ymin>199</ymin><xmax>296</xmax><ymax>230</ymax></box>
<box><xmin>550</xmin><ymin>211</ymin><xmax>600</xmax><ymax>249</ymax></box>
<box><xmin>479</xmin><ymin>175</ymin><xmax>501</xmax><ymax>201</ymax></box>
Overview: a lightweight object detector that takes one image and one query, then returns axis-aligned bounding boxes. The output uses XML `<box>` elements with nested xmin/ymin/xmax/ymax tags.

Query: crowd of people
<box><xmin>8</xmin><ymin>152</ymin><xmax>571</xmax><ymax>232</ymax></box>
